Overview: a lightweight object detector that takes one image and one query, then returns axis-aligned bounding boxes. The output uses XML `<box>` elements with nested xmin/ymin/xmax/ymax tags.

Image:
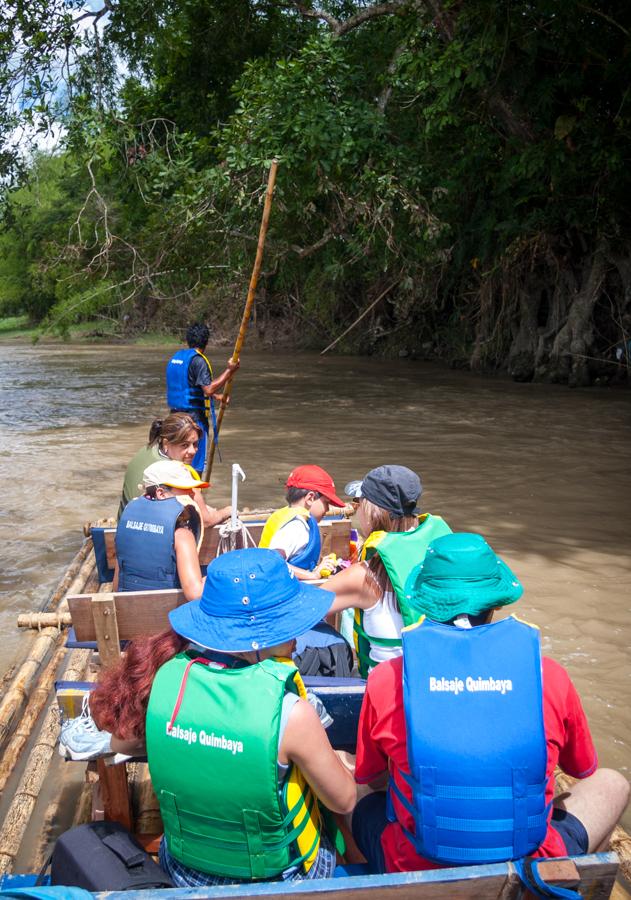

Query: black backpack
<box><xmin>50</xmin><ymin>821</ymin><xmax>172</xmax><ymax>891</ymax></box>
<box><xmin>294</xmin><ymin>639</ymin><xmax>354</xmax><ymax>677</ymax></box>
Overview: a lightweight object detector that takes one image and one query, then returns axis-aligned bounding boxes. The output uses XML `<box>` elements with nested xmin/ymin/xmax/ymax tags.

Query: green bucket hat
<box><xmin>404</xmin><ymin>532</ymin><xmax>523</xmax><ymax>623</ymax></box>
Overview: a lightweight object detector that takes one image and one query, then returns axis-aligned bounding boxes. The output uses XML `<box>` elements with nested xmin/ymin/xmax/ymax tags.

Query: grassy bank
<box><xmin>0</xmin><ymin>316</ymin><xmax>179</xmax><ymax>346</ymax></box>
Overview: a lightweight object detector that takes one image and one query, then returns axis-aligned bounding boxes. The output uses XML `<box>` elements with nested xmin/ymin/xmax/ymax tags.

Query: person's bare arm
<box><xmin>174</xmin><ymin>527</ymin><xmax>204</xmax><ymax>600</ymax></box>
<box><xmin>322</xmin><ymin>562</ymin><xmax>380</xmax><ymax>613</ymax></box>
<box><xmin>110</xmin><ymin>735</ymin><xmax>146</xmax><ymax>756</ymax></box>
<box><xmin>201</xmin><ymin>359</ymin><xmax>240</xmax><ymax>397</ymax></box>
<box><xmin>281</xmin><ymin>699</ymin><xmax>356</xmax><ymax>815</ymax></box>
<box><xmin>192</xmin><ymin>488</ymin><xmax>231</xmax><ymax>527</ymax></box>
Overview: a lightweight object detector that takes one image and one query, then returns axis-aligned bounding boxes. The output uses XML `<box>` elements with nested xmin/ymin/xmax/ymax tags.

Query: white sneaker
<box><xmin>59</xmin><ymin>694</ymin><xmax>113</xmax><ymax>761</ymax></box>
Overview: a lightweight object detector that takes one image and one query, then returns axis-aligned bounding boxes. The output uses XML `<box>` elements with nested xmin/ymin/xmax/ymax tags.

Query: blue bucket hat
<box><xmin>168</xmin><ymin>548</ymin><xmax>334</xmax><ymax>652</ymax></box>
<box><xmin>404</xmin><ymin>532</ymin><xmax>523</xmax><ymax>623</ymax></box>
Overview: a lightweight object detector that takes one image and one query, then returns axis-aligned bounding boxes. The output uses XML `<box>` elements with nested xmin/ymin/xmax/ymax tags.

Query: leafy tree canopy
<box><xmin>0</xmin><ymin>0</ymin><xmax>629</xmax><ymax>383</ymax></box>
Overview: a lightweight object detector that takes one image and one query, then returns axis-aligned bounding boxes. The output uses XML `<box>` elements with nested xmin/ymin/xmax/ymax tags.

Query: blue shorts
<box><xmin>351</xmin><ymin>793</ymin><xmax>590</xmax><ymax>871</ymax></box>
<box><xmin>550</xmin><ymin>807</ymin><xmax>589</xmax><ymax>855</ymax></box>
<box><xmin>351</xmin><ymin>792</ymin><xmax>387</xmax><ymax>874</ymax></box>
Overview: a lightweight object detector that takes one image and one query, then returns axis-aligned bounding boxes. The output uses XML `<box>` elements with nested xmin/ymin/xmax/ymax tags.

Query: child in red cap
<box><xmin>259</xmin><ymin>464</ymin><xmax>344</xmax><ymax>580</ymax></box>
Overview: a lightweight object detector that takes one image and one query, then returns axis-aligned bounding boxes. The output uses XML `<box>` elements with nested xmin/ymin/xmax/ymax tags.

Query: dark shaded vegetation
<box><xmin>0</xmin><ymin>0</ymin><xmax>630</xmax><ymax>384</ymax></box>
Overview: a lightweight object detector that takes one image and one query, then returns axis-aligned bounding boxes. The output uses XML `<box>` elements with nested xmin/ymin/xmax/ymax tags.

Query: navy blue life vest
<box><xmin>288</xmin><ymin>515</ymin><xmax>321</xmax><ymax>570</ymax></box>
<box><xmin>166</xmin><ymin>348</ymin><xmax>207</xmax><ymax>420</ymax></box>
<box><xmin>116</xmin><ymin>496</ymin><xmax>197</xmax><ymax>591</ymax></box>
<box><xmin>392</xmin><ymin>616</ymin><xmax>548</xmax><ymax>865</ymax></box>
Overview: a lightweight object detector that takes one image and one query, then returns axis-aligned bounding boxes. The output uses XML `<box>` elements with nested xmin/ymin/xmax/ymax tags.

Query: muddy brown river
<box><xmin>1</xmin><ymin>341</ymin><xmax>629</xmax><ymax>825</ymax></box>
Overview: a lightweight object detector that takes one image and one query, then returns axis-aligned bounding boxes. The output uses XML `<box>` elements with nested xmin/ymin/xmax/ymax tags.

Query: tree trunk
<box><xmin>548</xmin><ymin>241</ymin><xmax>607</xmax><ymax>386</ymax></box>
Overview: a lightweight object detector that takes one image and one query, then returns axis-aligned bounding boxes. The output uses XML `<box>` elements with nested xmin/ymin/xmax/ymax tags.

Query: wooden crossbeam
<box><xmin>68</xmin><ymin>589</ymin><xmax>185</xmax><ymax>642</ymax></box>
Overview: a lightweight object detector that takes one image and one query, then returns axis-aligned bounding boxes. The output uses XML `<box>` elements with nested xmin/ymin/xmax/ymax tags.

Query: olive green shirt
<box><xmin>117</xmin><ymin>444</ymin><xmax>161</xmax><ymax>520</ymax></box>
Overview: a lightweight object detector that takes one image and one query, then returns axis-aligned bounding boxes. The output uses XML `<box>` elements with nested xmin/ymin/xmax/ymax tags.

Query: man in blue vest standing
<box><xmin>166</xmin><ymin>323</ymin><xmax>239</xmax><ymax>474</ymax></box>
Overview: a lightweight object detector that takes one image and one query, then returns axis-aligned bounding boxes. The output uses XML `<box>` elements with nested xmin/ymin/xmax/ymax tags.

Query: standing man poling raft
<box><xmin>166</xmin><ymin>323</ymin><xmax>239</xmax><ymax>475</ymax></box>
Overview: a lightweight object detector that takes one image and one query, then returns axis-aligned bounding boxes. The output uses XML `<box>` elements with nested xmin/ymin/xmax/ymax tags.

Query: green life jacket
<box><xmin>354</xmin><ymin>514</ymin><xmax>452</xmax><ymax>676</ymax></box>
<box><xmin>146</xmin><ymin>652</ymin><xmax>321</xmax><ymax>880</ymax></box>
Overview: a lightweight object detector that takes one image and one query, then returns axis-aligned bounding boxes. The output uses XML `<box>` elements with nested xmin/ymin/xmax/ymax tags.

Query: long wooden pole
<box><xmin>204</xmin><ymin>159</ymin><xmax>279</xmax><ymax>481</ymax></box>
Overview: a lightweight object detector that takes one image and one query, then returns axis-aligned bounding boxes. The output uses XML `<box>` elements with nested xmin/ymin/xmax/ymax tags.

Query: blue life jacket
<box><xmin>116</xmin><ymin>496</ymin><xmax>194</xmax><ymax>591</ymax></box>
<box><xmin>166</xmin><ymin>348</ymin><xmax>207</xmax><ymax>420</ymax></box>
<box><xmin>391</xmin><ymin>616</ymin><xmax>549</xmax><ymax>865</ymax></box>
<box><xmin>288</xmin><ymin>515</ymin><xmax>321</xmax><ymax>570</ymax></box>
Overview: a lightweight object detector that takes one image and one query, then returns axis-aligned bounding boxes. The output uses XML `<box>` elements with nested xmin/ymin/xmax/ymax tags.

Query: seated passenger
<box><xmin>118</xmin><ymin>412</ymin><xmax>232</xmax><ymax>527</ymax></box>
<box><xmin>114</xmin><ymin>460</ymin><xmax>204</xmax><ymax>600</ymax></box>
<box><xmin>352</xmin><ymin>532</ymin><xmax>630</xmax><ymax>873</ymax></box>
<box><xmin>323</xmin><ymin>465</ymin><xmax>450</xmax><ymax>675</ymax></box>
<box><xmin>90</xmin><ymin>548</ymin><xmax>356</xmax><ymax>887</ymax></box>
<box><xmin>259</xmin><ymin>465</ymin><xmax>344</xmax><ymax>580</ymax></box>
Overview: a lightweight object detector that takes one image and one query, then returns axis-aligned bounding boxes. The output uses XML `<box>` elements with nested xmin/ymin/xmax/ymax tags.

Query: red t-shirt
<box><xmin>355</xmin><ymin>654</ymin><xmax>597</xmax><ymax>872</ymax></box>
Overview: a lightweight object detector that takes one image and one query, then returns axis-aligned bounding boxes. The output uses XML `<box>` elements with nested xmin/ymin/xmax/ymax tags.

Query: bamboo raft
<box><xmin>1</xmin><ymin>519</ymin><xmax>630</xmax><ymax>898</ymax></box>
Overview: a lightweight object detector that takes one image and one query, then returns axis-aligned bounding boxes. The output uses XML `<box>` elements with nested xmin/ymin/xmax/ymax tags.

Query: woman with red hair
<box><xmin>87</xmin><ymin>549</ymin><xmax>356</xmax><ymax>887</ymax></box>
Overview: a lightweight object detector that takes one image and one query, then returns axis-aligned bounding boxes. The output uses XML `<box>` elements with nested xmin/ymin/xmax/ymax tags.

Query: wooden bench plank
<box><xmin>68</xmin><ymin>589</ymin><xmax>186</xmax><ymax>642</ymax></box>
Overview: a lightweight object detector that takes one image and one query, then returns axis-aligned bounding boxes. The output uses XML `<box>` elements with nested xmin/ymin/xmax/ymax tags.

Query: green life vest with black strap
<box><xmin>146</xmin><ymin>651</ymin><xmax>321</xmax><ymax>880</ymax></box>
<box><xmin>354</xmin><ymin>514</ymin><xmax>452</xmax><ymax>677</ymax></box>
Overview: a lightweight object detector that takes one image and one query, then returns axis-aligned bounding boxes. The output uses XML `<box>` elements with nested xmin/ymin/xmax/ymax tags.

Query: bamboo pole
<box><xmin>39</xmin><ymin>538</ymin><xmax>93</xmax><ymax>613</ymax></box>
<box><xmin>0</xmin><ymin>645</ymin><xmax>67</xmax><ymax>796</ymax></box>
<box><xmin>17</xmin><ymin>612</ymin><xmax>73</xmax><ymax>630</ymax></box>
<box><xmin>52</xmin><ymin>550</ymin><xmax>97</xmax><ymax>612</ymax></box>
<box><xmin>0</xmin><ymin>555</ymin><xmax>95</xmax><ymax>753</ymax></box>
<box><xmin>0</xmin><ymin>627</ymin><xmax>63</xmax><ymax>753</ymax></box>
<box><xmin>204</xmin><ymin>159</ymin><xmax>278</xmax><ymax>480</ymax></box>
<box><xmin>0</xmin><ymin>647</ymin><xmax>91</xmax><ymax>874</ymax></box>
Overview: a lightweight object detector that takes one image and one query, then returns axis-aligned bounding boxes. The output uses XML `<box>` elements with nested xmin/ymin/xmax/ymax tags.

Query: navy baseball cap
<box><xmin>352</xmin><ymin>465</ymin><xmax>422</xmax><ymax>517</ymax></box>
<box><xmin>168</xmin><ymin>548</ymin><xmax>333</xmax><ymax>652</ymax></box>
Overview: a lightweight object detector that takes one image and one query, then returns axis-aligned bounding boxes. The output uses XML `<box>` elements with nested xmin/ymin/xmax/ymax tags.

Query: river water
<box><xmin>1</xmin><ymin>341</ymin><xmax>630</xmax><ymax>818</ymax></box>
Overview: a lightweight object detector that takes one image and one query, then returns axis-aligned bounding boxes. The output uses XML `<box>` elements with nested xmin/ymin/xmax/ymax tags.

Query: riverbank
<box><xmin>0</xmin><ymin>316</ymin><xmax>180</xmax><ymax>346</ymax></box>
<box><xmin>2</xmin><ymin>315</ymin><xmax>629</xmax><ymax>389</ymax></box>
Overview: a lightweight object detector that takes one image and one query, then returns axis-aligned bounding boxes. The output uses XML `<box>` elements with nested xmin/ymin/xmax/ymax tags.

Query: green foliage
<box><xmin>0</xmin><ymin>0</ymin><xmax>629</xmax><ymax>379</ymax></box>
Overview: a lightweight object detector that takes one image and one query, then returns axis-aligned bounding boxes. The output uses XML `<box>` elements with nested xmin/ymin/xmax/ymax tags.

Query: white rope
<box><xmin>216</xmin><ymin>518</ymin><xmax>258</xmax><ymax>557</ymax></box>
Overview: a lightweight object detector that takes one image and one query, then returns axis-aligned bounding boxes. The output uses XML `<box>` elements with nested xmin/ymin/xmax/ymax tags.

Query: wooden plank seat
<box><xmin>91</xmin><ymin>515</ymin><xmax>352</xmax><ymax>583</ymax></box>
<box><xmin>0</xmin><ymin>853</ymin><xmax>618</xmax><ymax>898</ymax></box>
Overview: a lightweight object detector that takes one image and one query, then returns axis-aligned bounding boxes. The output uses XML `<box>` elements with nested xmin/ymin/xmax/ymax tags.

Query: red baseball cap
<box><xmin>286</xmin><ymin>465</ymin><xmax>344</xmax><ymax>508</ymax></box>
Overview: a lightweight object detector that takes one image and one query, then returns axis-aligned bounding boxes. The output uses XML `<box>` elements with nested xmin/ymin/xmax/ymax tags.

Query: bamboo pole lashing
<box><xmin>204</xmin><ymin>159</ymin><xmax>278</xmax><ymax>480</ymax></box>
<box><xmin>17</xmin><ymin>612</ymin><xmax>73</xmax><ymax>630</ymax></box>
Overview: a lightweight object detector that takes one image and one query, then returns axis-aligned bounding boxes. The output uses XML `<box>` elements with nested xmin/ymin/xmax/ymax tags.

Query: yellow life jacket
<box><xmin>274</xmin><ymin>657</ymin><xmax>321</xmax><ymax>871</ymax></box>
<box><xmin>259</xmin><ymin>506</ymin><xmax>311</xmax><ymax>549</ymax></box>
